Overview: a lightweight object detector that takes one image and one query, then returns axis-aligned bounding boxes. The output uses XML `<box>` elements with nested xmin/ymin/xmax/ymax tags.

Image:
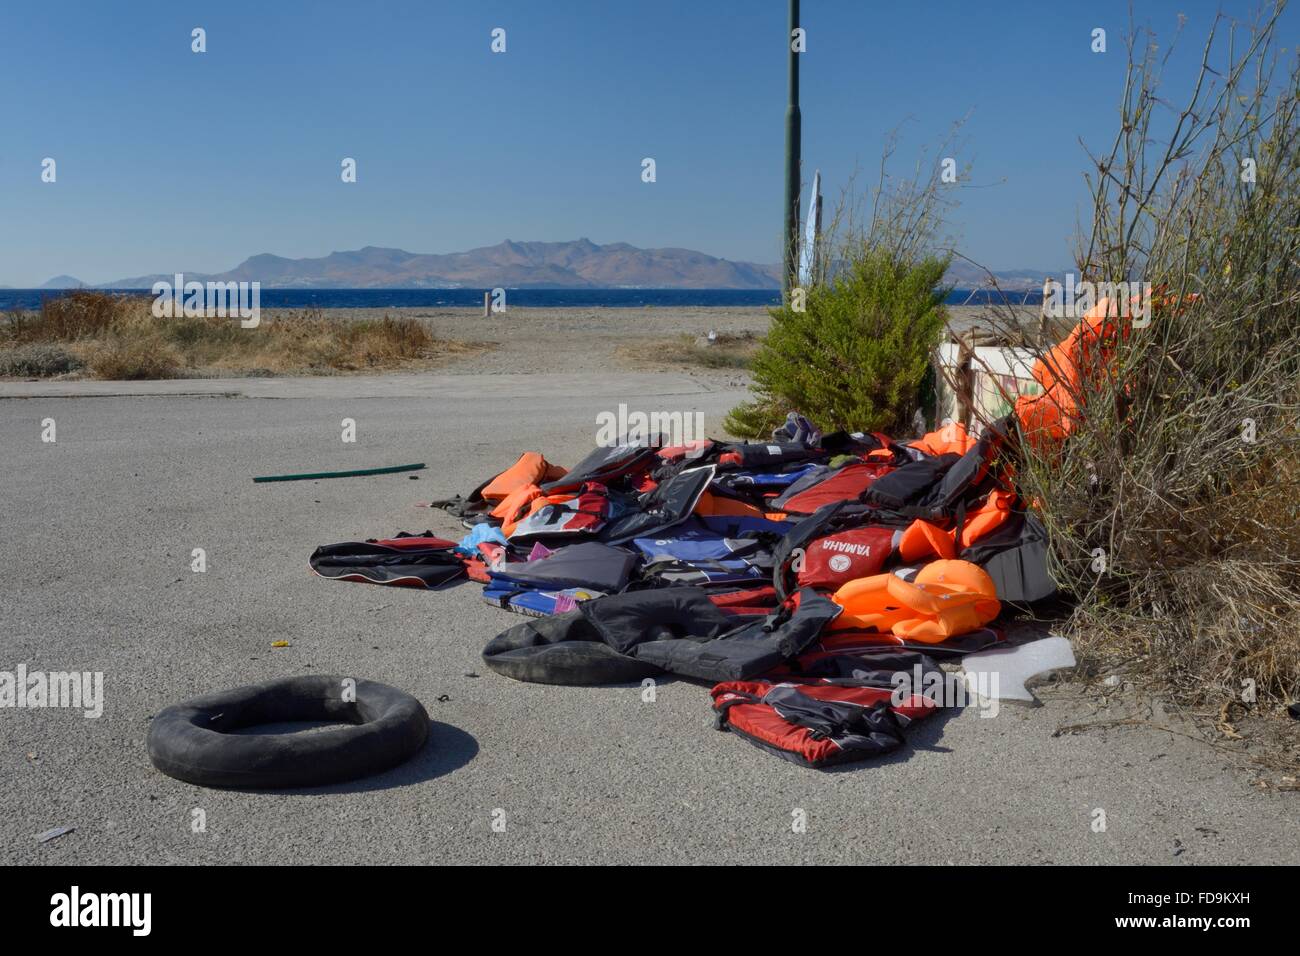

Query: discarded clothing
<box><xmin>482</xmin><ymin>586</ymin><xmax>841</xmax><ymax>684</ymax></box>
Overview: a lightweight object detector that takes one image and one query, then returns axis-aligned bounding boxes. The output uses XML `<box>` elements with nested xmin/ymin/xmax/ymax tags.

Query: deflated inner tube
<box><xmin>147</xmin><ymin>675</ymin><xmax>429</xmax><ymax>789</ymax></box>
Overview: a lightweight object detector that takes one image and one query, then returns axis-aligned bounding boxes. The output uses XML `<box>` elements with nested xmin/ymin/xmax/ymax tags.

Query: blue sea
<box><xmin>0</xmin><ymin>287</ymin><xmax>1042</xmax><ymax>310</ymax></box>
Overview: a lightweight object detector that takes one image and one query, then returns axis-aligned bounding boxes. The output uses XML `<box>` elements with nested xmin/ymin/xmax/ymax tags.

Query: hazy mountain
<box><xmin>943</xmin><ymin>260</ymin><xmax>1056</xmax><ymax>293</ymax></box>
<box><xmin>40</xmin><ymin>275</ymin><xmax>88</xmax><ymax>289</ymax></box>
<box><xmin>102</xmin><ymin>240</ymin><xmax>784</xmax><ymax>290</ymax></box>
<box><xmin>88</xmin><ymin>240</ymin><xmax>1054</xmax><ymax>291</ymax></box>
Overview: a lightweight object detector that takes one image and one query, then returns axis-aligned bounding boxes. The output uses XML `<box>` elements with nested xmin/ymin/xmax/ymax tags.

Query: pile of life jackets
<box><xmin>311</xmin><ymin>410</ymin><xmax>1056</xmax><ymax>769</ymax></box>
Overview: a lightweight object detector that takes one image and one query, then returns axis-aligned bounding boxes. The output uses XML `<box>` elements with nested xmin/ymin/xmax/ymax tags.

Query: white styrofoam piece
<box><xmin>962</xmin><ymin>636</ymin><xmax>1076</xmax><ymax>703</ymax></box>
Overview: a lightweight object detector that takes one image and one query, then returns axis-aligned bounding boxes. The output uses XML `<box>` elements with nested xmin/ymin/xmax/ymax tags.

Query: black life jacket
<box><xmin>481</xmin><ymin>585</ymin><xmax>842</xmax><ymax>685</ymax></box>
<box><xmin>541</xmin><ymin>440</ymin><xmax>663</xmax><ymax>494</ymax></box>
<box><xmin>309</xmin><ymin>533</ymin><xmax>465</xmax><ymax>589</ymax></box>
<box><xmin>715</xmin><ymin>441</ymin><xmax>824</xmax><ymax>471</ymax></box>
<box><xmin>961</xmin><ymin>510</ymin><xmax>1057</xmax><ymax>603</ymax></box>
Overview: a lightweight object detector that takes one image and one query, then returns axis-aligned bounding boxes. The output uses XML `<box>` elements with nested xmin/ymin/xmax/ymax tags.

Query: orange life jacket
<box><xmin>490</xmin><ymin>482</ymin><xmax>542</xmax><ymax>523</ymax></box>
<box><xmin>829</xmin><ymin>560</ymin><xmax>1000</xmax><ymax>642</ymax></box>
<box><xmin>481</xmin><ymin>452</ymin><xmax>567</xmax><ymax>501</ymax></box>
<box><xmin>910</xmin><ymin>421</ymin><xmax>978</xmax><ymax>458</ymax></box>
<box><xmin>896</xmin><ymin>488</ymin><xmax>1017</xmax><ymax>561</ymax></box>
<box><xmin>501</xmin><ymin>491</ymin><xmax>575</xmax><ymax>537</ymax></box>
<box><xmin>694</xmin><ymin>490</ymin><xmax>772</xmax><ymax>520</ymax></box>
<box><xmin>1014</xmin><ymin>296</ymin><xmax>1137</xmax><ymax>448</ymax></box>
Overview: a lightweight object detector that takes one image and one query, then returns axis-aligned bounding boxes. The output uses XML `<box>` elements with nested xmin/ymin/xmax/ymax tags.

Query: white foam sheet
<box><xmin>962</xmin><ymin>636</ymin><xmax>1076</xmax><ymax>704</ymax></box>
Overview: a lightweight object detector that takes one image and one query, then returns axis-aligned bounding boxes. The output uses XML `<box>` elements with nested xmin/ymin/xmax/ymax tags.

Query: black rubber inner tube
<box><xmin>147</xmin><ymin>675</ymin><xmax>429</xmax><ymax>788</ymax></box>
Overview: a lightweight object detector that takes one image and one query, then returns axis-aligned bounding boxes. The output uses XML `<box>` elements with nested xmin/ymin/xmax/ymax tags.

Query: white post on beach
<box><xmin>1039</xmin><ymin>277</ymin><xmax>1051</xmax><ymax>346</ymax></box>
<box><xmin>483</xmin><ymin>291</ymin><xmax>491</xmax><ymax>318</ymax></box>
<box><xmin>957</xmin><ymin>331</ymin><xmax>975</xmax><ymax>431</ymax></box>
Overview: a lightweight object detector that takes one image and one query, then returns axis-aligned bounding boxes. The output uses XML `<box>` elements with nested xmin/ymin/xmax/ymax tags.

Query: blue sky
<box><xmin>0</xmin><ymin>0</ymin><xmax>1292</xmax><ymax>285</ymax></box>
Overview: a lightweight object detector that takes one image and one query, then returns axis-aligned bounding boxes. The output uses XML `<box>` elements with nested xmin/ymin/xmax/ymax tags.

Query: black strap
<box><xmin>952</xmin><ymin>499</ymin><xmax>968</xmax><ymax>550</ymax></box>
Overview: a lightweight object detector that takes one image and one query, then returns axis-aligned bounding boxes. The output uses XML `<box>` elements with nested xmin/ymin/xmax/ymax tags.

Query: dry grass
<box><xmin>0</xmin><ymin>292</ymin><xmax>487</xmax><ymax>379</ymax></box>
<box><xmin>619</xmin><ymin>331</ymin><xmax>760</xmax><ymax>370</ymax></box>
<box><xmin>0</xmin><ymin>343</ymin><xmax>83</xmax><ymax>376</ymax></box>
<box><xmin>968</xmin><ymin>6</ymin><xmax>1300</xmax><ymax>735</ymax></box>
<box><xmin>9</xmin><ymin>291</ymin><xmax>122</xmax><ymax>341</ymax></box>
<box><xmin>83</xmin><ymin>334</ymin><xmax>184</xmax><ymax>380</ymax></box>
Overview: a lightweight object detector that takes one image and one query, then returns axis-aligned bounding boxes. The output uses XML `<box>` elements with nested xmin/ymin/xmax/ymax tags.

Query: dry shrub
<box><xmin>12</xmin><ymin>291</ymin><xmax>131</xmax><ymax>342</ymax></box>
<box><xmin>0</xmin><ymin>343</ymin><xmax>83</xmax><ymax>377</ymax></box>
<box><xmin>974</xmin><ymin>5</ymin><xmax>1300</xmax><ymax>712</ymax></box>
<box><xmin>222</xmin><ymin>312</ymin><xmax>444</xmax><ymax>371</ymax></box>
<box><xmin>82</xmin><ymin>335</ymin><xmax>182</xmax><ymax>380</ymax></box>
<box><xmin>625</xmin><ymin>331</ymin><xmax>760</xmax><ymax>370</ymax></box>
<box><xmin>4</xmin><ymin>293</ymin><xmax>479</xmax><ymax>377</ymax></box>
<box><xmin>334</xmin><ymin>315</ymin><xmax>437</xmax><ymax>367</ymax></box>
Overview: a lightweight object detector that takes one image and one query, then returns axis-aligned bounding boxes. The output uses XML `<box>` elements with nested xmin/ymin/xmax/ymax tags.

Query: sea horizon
<box><xmin>0</xmin><ymin>287</ymin><xmax>1044</xmax><ymax>311</ymax></box>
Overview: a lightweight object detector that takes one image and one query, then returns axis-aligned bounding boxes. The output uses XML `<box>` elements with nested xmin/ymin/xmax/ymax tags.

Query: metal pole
<box><xmin>782</xmin><ymin>0</ymin><xmax>801</xmax><ymax>301</ymax></box>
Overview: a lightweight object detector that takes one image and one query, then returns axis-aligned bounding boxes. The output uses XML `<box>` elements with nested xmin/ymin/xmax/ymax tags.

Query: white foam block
<box><xmin>962</xmin><ymin>636</ymin><xmax>1076</xmax><ymax>704</ymax></box>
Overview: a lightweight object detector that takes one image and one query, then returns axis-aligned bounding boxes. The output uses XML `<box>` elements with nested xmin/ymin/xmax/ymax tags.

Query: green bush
<box><xmin>725</xmin><ymin>247</ymin><xmax>949</xmax><ymax>437</ymax></box>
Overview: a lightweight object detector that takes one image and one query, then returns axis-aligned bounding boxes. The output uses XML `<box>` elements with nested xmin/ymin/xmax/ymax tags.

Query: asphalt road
<box><xmin>1</xmin><ymin>372</ymin><xmax>1295</xmax><ymax>865</ymax></box>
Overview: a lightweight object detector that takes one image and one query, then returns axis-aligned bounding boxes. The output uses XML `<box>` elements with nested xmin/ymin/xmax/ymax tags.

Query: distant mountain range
<box><xmin>88</xmin><ymin>240</ymin><xmax>781</xmax><ymax>291</ymax></box>
<box><xmin>37</xmin><ymin>239</ymin><xmax>1054</xmax><ymax>292</ymax></box>
<box><xmin>942</xmin><ymin>260</ymin><xmax>1053</xmax><ymax>294</ymax></box>
<box><xmin>39</xmin><ymin>275</ymin><xmax>88</xmax><ymax>290</ymax></box>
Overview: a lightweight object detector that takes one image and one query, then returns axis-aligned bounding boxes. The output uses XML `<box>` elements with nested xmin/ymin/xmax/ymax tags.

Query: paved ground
<box><xmin>1</xmin><ymin>372</ymin><xmax>1295</xmax><ymax>865</ymax></box>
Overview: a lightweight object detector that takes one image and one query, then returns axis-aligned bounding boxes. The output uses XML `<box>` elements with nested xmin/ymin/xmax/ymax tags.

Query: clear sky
<box><xmin>0</xmin><ymin>0</ymin><xmax>1292</xmax><ymax>286</ymax></box>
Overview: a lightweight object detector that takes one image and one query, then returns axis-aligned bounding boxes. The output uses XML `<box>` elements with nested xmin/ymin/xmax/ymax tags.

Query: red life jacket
<box><xmin>777</xmin><ymin>461</ymin><xmax>896</xmax><ymax>514</ymax></box>
<box><xmin>711</xmin><ymin>649</ymin><xmax>939</xmax><ymax>768</ymax></box>
<box><xmin>796</xmin><ymin>525</ymin><xmax>897</xmax><ymax>590</ymax></box>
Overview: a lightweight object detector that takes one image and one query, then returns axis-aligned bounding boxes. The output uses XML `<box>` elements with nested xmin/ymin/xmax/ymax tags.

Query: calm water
<box><xmin>0</xmin><ymin>287</ymin><xmax>1043</xmax><ymax>310</ymax></box>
